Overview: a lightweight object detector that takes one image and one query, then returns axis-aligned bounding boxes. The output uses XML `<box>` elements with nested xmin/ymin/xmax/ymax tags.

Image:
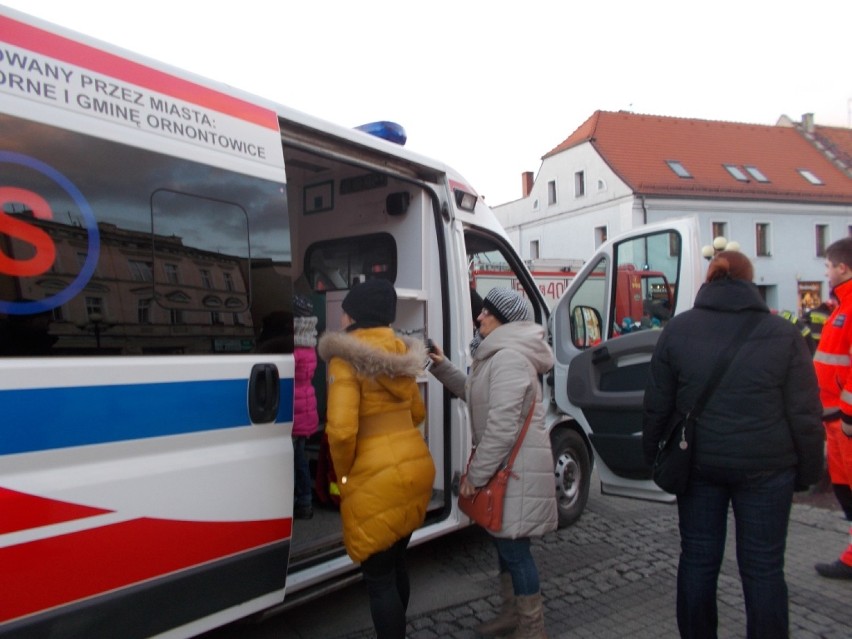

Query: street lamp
<box><xmin>76</xmin><ymin>312</ymin><xmax>114</xmax><ymax>349</ymax></box>
<box><xmin>701</xmin><ymin>236</ymin><xmax>741</xmax><ymax>261</ymax></box>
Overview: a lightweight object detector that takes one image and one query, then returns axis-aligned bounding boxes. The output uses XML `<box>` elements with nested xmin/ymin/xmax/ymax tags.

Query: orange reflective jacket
<box><xmin>814</xmin><ymin>279</ymin><xmax>852</xmax><ymax>417</ymax></box>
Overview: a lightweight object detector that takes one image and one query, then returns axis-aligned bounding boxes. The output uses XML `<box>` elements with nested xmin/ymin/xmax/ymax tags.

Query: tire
<box><xmin>551</xmin><ymin>427</ymin><xmax>591</xmax><ymax>528</ymax></box>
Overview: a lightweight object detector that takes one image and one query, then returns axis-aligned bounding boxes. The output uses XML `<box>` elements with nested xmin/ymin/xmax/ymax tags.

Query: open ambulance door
<box><xmin>550</xmin><ymin>218</ymin><xmax>702</xmax><ymax>501</ymax></box>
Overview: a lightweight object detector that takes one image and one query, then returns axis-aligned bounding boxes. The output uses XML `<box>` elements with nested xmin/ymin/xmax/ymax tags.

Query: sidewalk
<box><xmin>332</xmin><ymin>484</ymin><xmax>852</xmax><ymax>639</ymax></box>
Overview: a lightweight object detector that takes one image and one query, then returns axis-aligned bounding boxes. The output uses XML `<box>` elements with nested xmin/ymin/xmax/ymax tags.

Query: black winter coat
<box><xmin>642</xmin><ymin>278</ymin><xmax>824</xmax><ymax>486</ymax></box>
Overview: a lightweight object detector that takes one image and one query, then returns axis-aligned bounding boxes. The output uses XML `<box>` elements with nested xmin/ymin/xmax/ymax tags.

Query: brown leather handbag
<box><xmin>458</xmin><ymin>403</ymin><xmax>535</xmax><ymax>532</ymax></box>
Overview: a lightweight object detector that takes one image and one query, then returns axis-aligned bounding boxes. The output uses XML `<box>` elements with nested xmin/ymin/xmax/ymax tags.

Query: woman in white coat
<box><xmin>428</xmin><ymin>288</ymin><xmax>556</xmax><ymax>639</ymax></box>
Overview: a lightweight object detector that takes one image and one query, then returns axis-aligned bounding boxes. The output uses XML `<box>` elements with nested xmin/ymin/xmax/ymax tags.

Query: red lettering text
<box><xmin>0</xmin><ymin>187</ymin><xmax>57</xmax><ymax>276</ymax></box>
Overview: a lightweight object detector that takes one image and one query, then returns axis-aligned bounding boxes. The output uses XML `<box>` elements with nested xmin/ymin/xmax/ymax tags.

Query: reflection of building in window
<box><xmin>712</xmin><ymin>221</ymin><xmax>727</xmax><ymax>239</ymax></box>
<box><xmin>2</xmin><ymin>212</ymin><xmax>254</xmax><ymax>354</ymax></box>
<box><xmin>86</xmin><ymin>296</ymin><xmax>104</xmax><ymax>317</ymax></box>
<box><xmin>129</xmin><ymin>259</ymin><xmax>153</xmax><ymax>282</ymax></box>
<box><xmin>548</xmin><ymin>180</ymin><xmax>557</xmax><ymax>205</ymax></box>
<box><xmin>164</xmin><ymin>263</ymin><xmax>180</xmax><ymax>284</ymax></box>
<box><xmin>138</xmin><ymin>299</ymin><xmax>151</xmax><ymax>324</ymax></box>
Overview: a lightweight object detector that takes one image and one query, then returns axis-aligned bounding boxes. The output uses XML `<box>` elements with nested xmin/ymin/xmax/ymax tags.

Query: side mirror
<box><xmin>571</xmin><ymin>305</ymin><xmax>603</xmax><ymax>349</ymax></box>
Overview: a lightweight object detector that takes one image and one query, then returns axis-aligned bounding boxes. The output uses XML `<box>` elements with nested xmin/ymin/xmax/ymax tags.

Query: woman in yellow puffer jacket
<box><xmin>318</xmin><ymin>278</ymin><xmax>435</xmax><ymax>639</ymax></box>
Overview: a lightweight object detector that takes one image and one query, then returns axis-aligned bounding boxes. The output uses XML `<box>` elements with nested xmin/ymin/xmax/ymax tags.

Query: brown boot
<box><xmin>475</xmin><ymin>572</ymin><xmax>517</xmax><ymax>637</ymax></box>
<box><xmin>509</xmin><ymin>592</ymin><xmax>547</xmax><ymax>639</ymax></box>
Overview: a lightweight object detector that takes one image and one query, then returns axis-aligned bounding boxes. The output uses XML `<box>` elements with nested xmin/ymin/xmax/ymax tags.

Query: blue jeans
<box><xmin>491</xmin><ymin>536</ymin><xmax>540</xmax><ymax>596</ymax></box>
<box><xmin>676</xmin><ymin>465</ymin><xmax>795</xmax><ymax>639</ymax></box>
<box><xmin>361</xmin><ymin>535</ymin><xmax>412</xmax><ymax>639</ymax></box>
<box><xmin>293</xmin><ymin>436</ymin><xmax>311</xmax><ymax>509</ymax></box>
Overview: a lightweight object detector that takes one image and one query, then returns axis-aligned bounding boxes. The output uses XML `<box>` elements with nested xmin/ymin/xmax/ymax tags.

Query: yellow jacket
<box><xmin>318</xmin><ymin>327</ymin><xmax>435</xmax><ymax>563</ymax></box>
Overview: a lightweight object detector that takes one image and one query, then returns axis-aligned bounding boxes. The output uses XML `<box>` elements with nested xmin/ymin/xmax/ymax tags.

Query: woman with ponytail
<box><xmin>643</xmin><ymin>251</ymin><xmax>823</xmax><ymax>639</ymax></box>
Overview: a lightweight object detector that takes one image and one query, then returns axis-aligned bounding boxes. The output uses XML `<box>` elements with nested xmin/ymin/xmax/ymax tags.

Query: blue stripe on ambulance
<box><xmin>0</xmin><ymin>378</ymin><xmax>294</xmax><ymax>455</ymax></box>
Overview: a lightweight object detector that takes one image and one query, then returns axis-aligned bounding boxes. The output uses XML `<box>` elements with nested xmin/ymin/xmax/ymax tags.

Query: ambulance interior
<box><xmin>278</xmin><ymin>131</ymin><xmax>450</xmax><ymax>573</ymax></box>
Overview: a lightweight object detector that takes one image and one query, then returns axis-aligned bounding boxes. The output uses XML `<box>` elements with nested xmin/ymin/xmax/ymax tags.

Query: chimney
<box><xmin>522</xmin><ymin>171</ymin><xmax>534</xmax><ymax>198</ymax></box>
<box><xmin>802</xmin><ymin>113</ymin><xmax>815</xmax><ymax>133</ymax></box>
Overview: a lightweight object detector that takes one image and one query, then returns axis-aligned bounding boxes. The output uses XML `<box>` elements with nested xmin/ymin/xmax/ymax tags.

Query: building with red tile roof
<box><xmin>495</xmin><ymin>110</ymin><xmax>852</xmax><ymax>313</ymax></box>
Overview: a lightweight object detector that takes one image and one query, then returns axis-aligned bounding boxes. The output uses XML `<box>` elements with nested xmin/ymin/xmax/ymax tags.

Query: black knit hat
<box><xmin>342</xmin><ymin>279</ymin><xmax>397</xmax><ymax>328</ymax></box>
<box><xmin>482</xmin><ymin>288</ymin><xmax>531</xmax><ymax>324</ymax></box>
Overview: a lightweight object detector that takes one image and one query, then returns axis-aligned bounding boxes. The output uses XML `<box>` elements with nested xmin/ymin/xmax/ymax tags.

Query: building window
<box><xmin>129</xmin><ymin>259</ymin><xmax>153</xmax><ymax>282</ymax></box>
<box><xmin>223</xmin><ymin>272</ymin><xmax>235</xmax><ymax>292</ymax></box>
<box><xmin>666</xmin><ymin>160</ymin><xmax>692</xmax><ymax>179</ymax></box>
<box><xmin>597</xmin><ymin>179</ymin><xmax>606</xmax><ymax>191</ymax></box>
<box><xmin>595</xmin><ymin>226</ymin><xmax>607</xmax><ymax>248</ymax></box>
<box><xmin>744</xmin><ymin>165</ymin><xmax>769</xmax><ymax>182</ymax></box>
<box><xmin>547</xmin><ymin>180</ymin><xmax>557</xmax><ymax>206</ymax></box>
<box><xmin>170</xmin><ymin>308</ymin><xmax>184</xmax><ymax>325</ymax></box>
<box><xmin>756</xmin><ymin>223</ymin><xmax>771</xmax><ymax>257</ymax></box>
<box><xmin>85</xmin><ymin>296</ymin><xmax>104</xmax><ymax>317</ymax></box>
<box><xmin>51</xmin><ymin>305</ymin><xmax>65</xmax><ymax>321</ymax></box>
<box><xmin>723</xmin><ymin>164</ymin><xmax>749</xmax><ymax>182</ymax></box>
<box><xmin>201</xmin><ymin>269</ymin><xmax>213</xmax><ymax>289</ymax></box>
<box><xmin>798</xmin><ymin>169</ymin><xmax>824</xmax><ymax>185</ymax></box>
<box><xmin>816</xmin><ymin>225</ymin><xmax>829</xmax><ymax>257</ymax></box>
<box><xmin>712</xmin><ymin>221</ymin><xmax>727</xmax><ymax>240</ymax></box>
<box><xmin>211</xmin><ymin>311</ymin><xmax>222</xmax><ymax>325</ymax></box>
<box><xmin>138</xmin><ymin>299</ymin><xmax>151</xmax><ymax>324</ymax></box>
<box><xmin>533</xmin><ymin>199</ymin><xmax>539</xmax><ymax>210</ymax></box>
<box><xmin>233</xmin><ymin>313</ymin><xmax>243</xmax><ymax>326</ymax></box>
<box><xmin>574</xmin><ymin>171</ymin><xmax>585</xmax><ymax>197</ymax></box>
<box><xmin>164</xmin><ymin>263</ymin><xmax>180</xmax><ymax>284</ymax></box>
<box><xmin>529</xmin><ymin>239</ymin><xmax>540</xmax><ymax>260</ymax></box>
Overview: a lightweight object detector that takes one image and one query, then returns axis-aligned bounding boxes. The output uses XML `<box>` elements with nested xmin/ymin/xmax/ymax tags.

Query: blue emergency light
<box><xmin>354</xmin><ymin>121</ymin><xmax>407</xmax><ymax>146</ymax></box>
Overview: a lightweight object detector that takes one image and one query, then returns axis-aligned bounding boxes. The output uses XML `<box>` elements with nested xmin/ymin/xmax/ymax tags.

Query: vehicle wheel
<box><xmin>551</xmin><ymin>428</ymin><xmax>591</xmax><ymax>528</ymax></box>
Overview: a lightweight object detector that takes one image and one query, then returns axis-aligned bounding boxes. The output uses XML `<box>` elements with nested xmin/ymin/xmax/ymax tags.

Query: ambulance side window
<box><xmin>0</xmin><ymin>112</ymin><xmax>291</xmax><ymax>356</ymax></box>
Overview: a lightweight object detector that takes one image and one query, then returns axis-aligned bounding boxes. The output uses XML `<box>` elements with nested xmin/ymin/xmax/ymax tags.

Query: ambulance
<box><xmin>0</xmin><ymin>6</ymin><xmax>701</xmax><ymax>638</ymax></box>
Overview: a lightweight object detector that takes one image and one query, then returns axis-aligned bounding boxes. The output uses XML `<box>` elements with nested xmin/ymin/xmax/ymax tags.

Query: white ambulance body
<box><xmin>0</xmin><ymin>6</ymin><xmax>702</xmax><ymax>638</ymax></box>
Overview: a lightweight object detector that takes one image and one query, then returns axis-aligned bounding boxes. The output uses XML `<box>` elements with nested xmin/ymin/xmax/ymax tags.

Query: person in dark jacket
<box><xmin>642</xmin><ymin>251</ymin><xmax>824</xmax><ymax>639</ymax></box>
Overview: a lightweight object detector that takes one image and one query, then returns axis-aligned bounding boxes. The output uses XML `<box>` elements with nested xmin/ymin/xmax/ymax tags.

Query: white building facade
<box><xmin>495</xmin><ymin>111</ymin><xmax>852</xmax><ymax>313</ymax></box>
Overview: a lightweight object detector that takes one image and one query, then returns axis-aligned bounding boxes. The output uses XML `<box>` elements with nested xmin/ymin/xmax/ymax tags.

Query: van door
<box><xmin>550</xmin><ymin>218</ymin><xmax>701</xmax><ymax>500</ymax></box>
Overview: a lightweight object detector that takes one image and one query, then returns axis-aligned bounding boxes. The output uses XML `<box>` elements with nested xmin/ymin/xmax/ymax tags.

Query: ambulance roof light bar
<box><xmin>354</xmin><ymin>121</ymin><xmax>407</xmax><ymax>146</ymax></box>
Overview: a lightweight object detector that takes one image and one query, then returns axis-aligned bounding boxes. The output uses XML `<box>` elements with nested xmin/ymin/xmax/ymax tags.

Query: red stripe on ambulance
<box><xmin>0</xmin><ymin>14</ymin><xmax>278</xmax><ymax>131</ymax></box>
<box><xmin>1</xmin><ymin>516</ymin><xmax>291</xmax><ymax>623</ymax></box>
<box><xmin>0</xmin><ymin>488</ymin><xmax>112</xmax><ymax>534</ymax></box>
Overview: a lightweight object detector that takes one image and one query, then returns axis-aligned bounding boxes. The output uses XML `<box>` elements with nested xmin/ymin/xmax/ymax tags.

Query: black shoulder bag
<box><xmin>652</xmin><ymin>312</ymin><xmax>764</xmax><ymax>495</ymax></box>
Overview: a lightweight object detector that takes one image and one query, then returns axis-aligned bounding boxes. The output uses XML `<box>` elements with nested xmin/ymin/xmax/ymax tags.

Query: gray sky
<box><xmin>4</xmin><ymin>0</ymin><xmax>850</xmax><ymax>206</ymax></box>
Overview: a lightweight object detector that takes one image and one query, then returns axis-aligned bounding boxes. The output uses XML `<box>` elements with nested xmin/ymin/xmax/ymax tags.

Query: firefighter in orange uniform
<box><xmin>813</xmin><ymin>237</ymin><xmax>852</xmax><ymax>579</ymax></box>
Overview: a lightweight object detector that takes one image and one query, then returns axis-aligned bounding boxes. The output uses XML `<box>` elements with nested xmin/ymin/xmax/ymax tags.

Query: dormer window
<box><xmin>723</xmin><ymin>164</ymin><xmax>749</xmax><ymax>182</ymax></box>
<box><xmin>666</xmin><ymin>160</ymin><xmax>692</xmax><ymax>179</ymax></box>
<box><xmin>798</xmin><ymin>169</ymin><xmax>824</xmax><ymax>185</ymax></box>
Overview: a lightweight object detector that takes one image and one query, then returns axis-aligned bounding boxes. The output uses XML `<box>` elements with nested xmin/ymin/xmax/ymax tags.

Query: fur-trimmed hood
<box><xmin>318</xmin><ymin>328</ymin><xmax>426</xmax><ymax>397</ymax></box>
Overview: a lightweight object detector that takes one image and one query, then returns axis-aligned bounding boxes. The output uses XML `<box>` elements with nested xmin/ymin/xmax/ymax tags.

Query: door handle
<box><xmin>249</xmin><ymin>363</ymin><xmax>280</xmax><ymax>423</ymax></box>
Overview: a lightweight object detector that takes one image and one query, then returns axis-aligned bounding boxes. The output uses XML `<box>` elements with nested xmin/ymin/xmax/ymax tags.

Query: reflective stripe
<box><xmin>814</xmin><ymin>351</ymin><xmax>852</xmax><ymax>366</ymax></box>
<box><xmin>842</xmin><ymin>390</ymin><xmax>852</xmax><ymax>405</ymax></box>
<box><xmin>823</xmin><ymin>406</ymin><xmax>840</xmax><ymax>419</ymax></box>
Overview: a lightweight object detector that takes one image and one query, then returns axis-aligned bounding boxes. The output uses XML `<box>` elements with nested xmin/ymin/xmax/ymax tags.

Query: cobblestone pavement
<box><xmin>325</xmin><ymin>485</ymin><xmax>852</xmax><ymax>639</ymax></box>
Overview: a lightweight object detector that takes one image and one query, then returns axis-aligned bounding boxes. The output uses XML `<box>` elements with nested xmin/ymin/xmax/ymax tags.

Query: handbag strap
<box><xmin>688</xmin><ymin>312</ymin><xmax>765</xmax><ymax>420</ymax></box>
<box><xmin>504</xmin><ymin>400</ymin><xmax>536</xmax><ymax>472</ymax></box>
